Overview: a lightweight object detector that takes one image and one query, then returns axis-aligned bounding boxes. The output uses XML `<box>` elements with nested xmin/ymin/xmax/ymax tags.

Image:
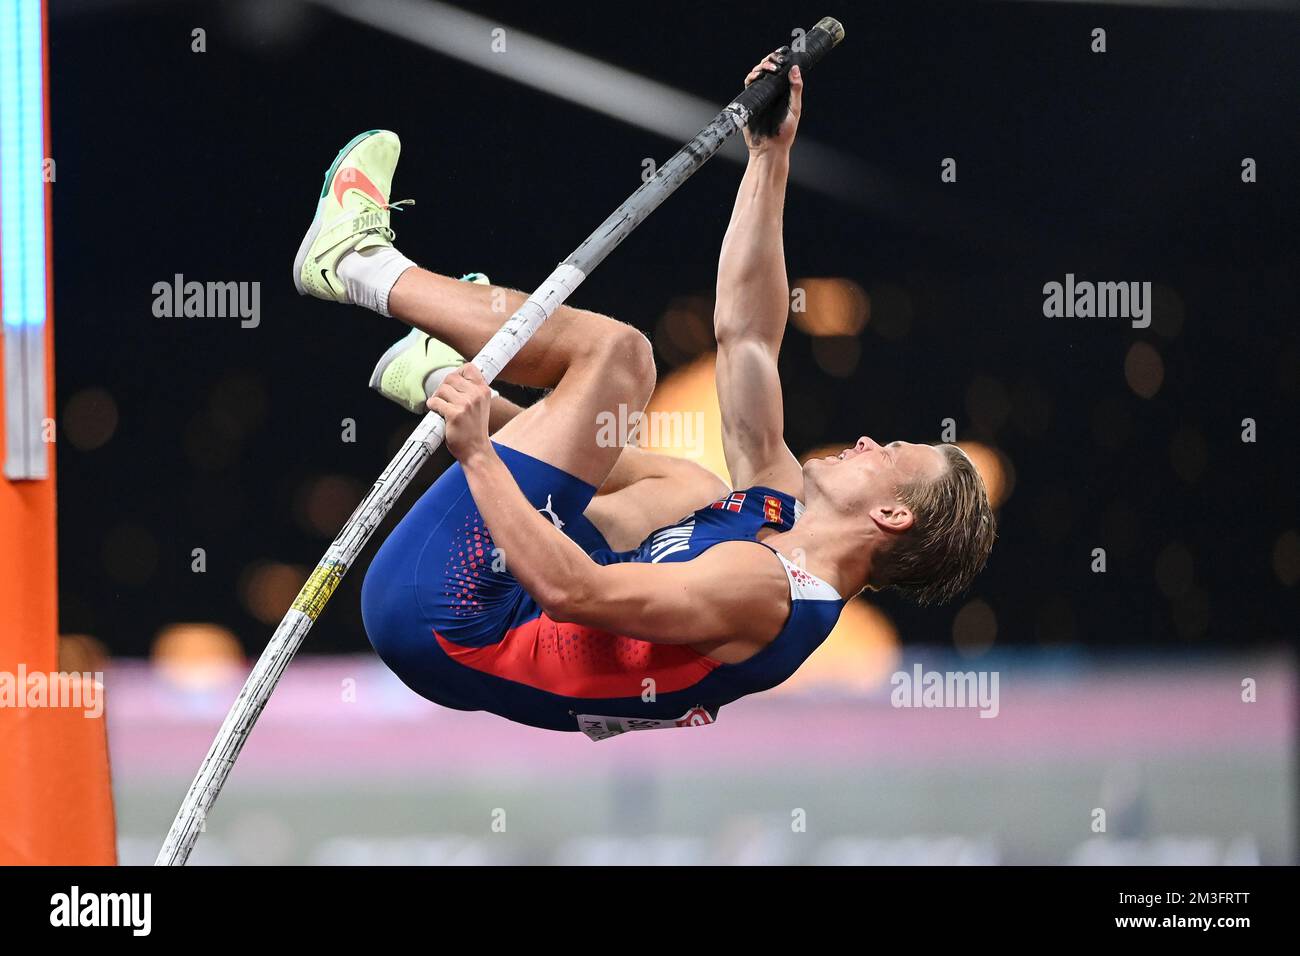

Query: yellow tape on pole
<box><xmin>290</xmin><ymin>560</ymin><xmax>349</xmax><ymax>622</ymax></box>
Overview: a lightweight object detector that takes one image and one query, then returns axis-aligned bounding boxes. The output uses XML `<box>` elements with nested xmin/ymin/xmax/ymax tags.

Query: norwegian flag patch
<box><xmin>710</xmin><ymin>491</ymin><xmax>747</xmax><ymax>513</ymax></box>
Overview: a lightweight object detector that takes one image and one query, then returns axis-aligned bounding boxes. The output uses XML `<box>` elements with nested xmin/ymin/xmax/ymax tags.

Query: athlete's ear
<box><xmin>869</xmin><ymin>503</ymin><xmax>914</xmax><ymax>535</ymax></box>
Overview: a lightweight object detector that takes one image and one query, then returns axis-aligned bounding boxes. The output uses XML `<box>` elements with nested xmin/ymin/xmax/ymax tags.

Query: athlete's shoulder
<box><xmin>680</xmin><ymin>540</ymin><xmax>792</xmax><ymax>652</ymax></box>
<box><xmin>687</xmin><ymin>538</ymin><xmax>790</xmax><ymax>592</ymax></box>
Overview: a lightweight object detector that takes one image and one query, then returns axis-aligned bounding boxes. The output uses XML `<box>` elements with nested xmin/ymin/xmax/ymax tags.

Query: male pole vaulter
<box><xmin>294</xmin><ymin>52</ymin><xmax>995</xmax><ymax>740</ymax></box>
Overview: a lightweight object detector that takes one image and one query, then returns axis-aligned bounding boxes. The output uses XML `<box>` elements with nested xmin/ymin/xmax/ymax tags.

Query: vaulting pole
<box><xmin>157</xmin><ymin>16</ymin><xmax>845</xmax><ymax>866</ymax></box>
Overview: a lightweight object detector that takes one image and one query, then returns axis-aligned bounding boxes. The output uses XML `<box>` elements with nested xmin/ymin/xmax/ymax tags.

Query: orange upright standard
<box><xmin>0</xmin><ymin>0</ymin><xmax>116</xmax><ymax>865</ymax></box>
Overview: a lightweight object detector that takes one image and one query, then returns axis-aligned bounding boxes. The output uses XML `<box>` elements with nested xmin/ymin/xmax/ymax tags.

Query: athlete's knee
<box><xmin>587</xmin><ymin>319</ymin><xmax>656</xmax><ymax>406</ymax></box>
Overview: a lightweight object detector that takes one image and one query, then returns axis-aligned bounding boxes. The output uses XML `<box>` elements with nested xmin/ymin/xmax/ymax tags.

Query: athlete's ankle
<box><xmin>336</xmin><ymin>245</ymin><xmax>416</xmax><ymax>316</ymax></box>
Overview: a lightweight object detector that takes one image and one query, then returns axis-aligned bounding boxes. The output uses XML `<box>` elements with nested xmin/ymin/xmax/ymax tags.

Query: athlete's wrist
<box><xmin>747</xmin><ymin>136</ymin><xmax>792</xmax><ymax>158</ymax></box>
<box><xmin>459</xmin><ymin>441</ymin><xmax>500</xmax><ymax>474</ymax></box>
<box><xmin>746</xmin><ymin>144</ymin><xmax>792</xmax><ymax>176</ymax></box>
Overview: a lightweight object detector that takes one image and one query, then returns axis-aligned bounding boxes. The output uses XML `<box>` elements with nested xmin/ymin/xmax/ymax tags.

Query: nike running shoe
<box><xmin>368</xmin><ymin>273</ymin><xmax>492</xmax><ymax>413</ymax></box>
<box><xmin>293</xmin><ymin>129</ymin><xmax>410</xmax><ymax>302</ymax></box>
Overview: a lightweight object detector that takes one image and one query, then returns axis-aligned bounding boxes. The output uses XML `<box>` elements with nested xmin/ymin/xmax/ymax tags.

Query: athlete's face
<box><xmin>803</xmin><ymin>436</ymin><xmax>949</xmax><ymax>534</ymax></box>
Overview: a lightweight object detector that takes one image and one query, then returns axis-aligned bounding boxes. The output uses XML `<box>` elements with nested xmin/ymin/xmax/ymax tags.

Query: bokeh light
<box><xmin>778</xmin><ymin>597</ymin><xmax>900</xmax><ymax>694</ymax></box>
<box><xmin>643</xmin><ymin>352</ymin><xmax>729</xmax><ymax>482</ymax></box>
<box><xmin>810</xmin><ymin>335</ymin><xmax>860</xmax><ymax>378</ymax></box>
<box><xmin>1124</xmin><ymin>341</ymin><xmax>1164</xmax><ymax>399</ymax></box>
<box><xmin>653</xmin><ymin>295</ymin><xmax>714</xmax><ymax>366</ymax></box>
<box><xmin>240</xmin><ymin>562</ymin><xmax>309</xmax><ymax>625</ymax></box>
<box><xmin>294</xmin><ymin>475</ymin><xmax>365</xmax><ymax>538</ymax></box>
<box><xmin>953</xmin><ymin>598</ymin><xmax>997</xmax><ymax>658</ymax></box>
<box><xmin>152</xmin><ymin>623</ymin><xmax>244</xmax><ymax>691</ymax></box>
<box><xmin>1273</xmin><ymin>530</ymin><xmax>1300</xmax><ymax>587</ymax></box>
<box><xmin>62</xmin><ymin>387</ymin><xmax>119</xmax><ymax>451</ymax></box>
<box><xmin>58</xmin><ymin>633</ymin><xmax>109</xmax><ymax>673</ymax></box>
<box><xmin>956</xmin><ymin>441</ymin><xmax>1015</xmax><ymax>510</ymax></box>
<box><xmin>790</xmin><ymin>278</ymin><xmax>868</xmax><ymax>337</ymax></box>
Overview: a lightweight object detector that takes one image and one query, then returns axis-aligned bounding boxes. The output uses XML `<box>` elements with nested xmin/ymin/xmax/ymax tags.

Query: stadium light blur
<box><xmin>644</xmin><ymin>352</ymin><xmax>730</xmax><ymax>484</ymax></box>
<box><xmin>1</xmin><ymin>0</ymin><xmax>50</xmax><ymax>478</ymax></box>
<box><xmin>790</xmin><ymin>278</ymin><xmax>869</xmax><ymax>337</ymax></box>
<box><xmin>152</xmin><ymin>623</ymin><xmax>245</xmax><ymax>692</ymax></box>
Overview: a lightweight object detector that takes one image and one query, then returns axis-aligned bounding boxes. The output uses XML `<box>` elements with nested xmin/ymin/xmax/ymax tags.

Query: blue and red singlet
<box><xmin>362</xmin><ymin>443</ymin><xmax>844</xmax><ymax>740</ymax></box>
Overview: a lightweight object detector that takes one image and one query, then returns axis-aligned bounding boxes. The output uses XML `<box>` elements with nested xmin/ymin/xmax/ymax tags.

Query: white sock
<box><xmin>422</xmin><ymin>367</ymin><xmax>456</xmax><ymax>399</ymax></box>
<box><xmin>423</xmin><ymin>366</ymin><xmax>499</xmax><ymax>402</ymax></box>
<box><xmin>336</xmin><ymin>246</ymin><xmax>416</xmax><ymax>317</ymax></box>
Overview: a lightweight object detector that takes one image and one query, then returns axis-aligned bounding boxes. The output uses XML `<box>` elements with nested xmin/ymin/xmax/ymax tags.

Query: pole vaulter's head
<box><xmin>802</xmin><ymin>439</ymin><xmax>996</xmax><ymax>605</ymax></box>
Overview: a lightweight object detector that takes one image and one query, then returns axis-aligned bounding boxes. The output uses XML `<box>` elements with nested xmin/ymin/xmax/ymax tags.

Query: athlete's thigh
<box><xmin>584</xmin><ymin>456</ymin><xmax>728</xmax><ymax>551</ymax></box>
<box><xmin>490</xmin><ymin>395</ymin><xmax>607</xmax><ymax>493</ymax></box>
<box><xmin>491</xmin><ymin>340</ymin><xmax>652</xmax><ymax>489</ymax></box>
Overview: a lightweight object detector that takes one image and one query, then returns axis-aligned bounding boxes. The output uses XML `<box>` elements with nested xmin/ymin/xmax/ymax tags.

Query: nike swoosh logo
<box><xmin>333</xmin><ymin>166</ymin><xmax>387</xmax><ymax>208</ymax></box>
<box><xmin>320</xmin><ymin>269</ymin><xmax>337</xmax><ymax>295</ymax></box>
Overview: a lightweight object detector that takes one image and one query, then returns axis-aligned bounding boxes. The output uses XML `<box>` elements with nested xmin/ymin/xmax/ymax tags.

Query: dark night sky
<box><xmin>48</xmin><ymin>0</ymin><xmax>1299</xmax><ymax>656</ymax></box>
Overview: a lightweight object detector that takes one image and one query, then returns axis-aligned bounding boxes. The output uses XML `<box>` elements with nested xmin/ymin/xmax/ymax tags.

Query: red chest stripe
<box><xmin>434</xmin><ymin>616</ymin><xmax>720</xmax><ymax>699</ymax></box>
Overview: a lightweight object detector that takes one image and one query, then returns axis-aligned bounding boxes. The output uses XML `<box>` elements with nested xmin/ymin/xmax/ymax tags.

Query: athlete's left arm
<box><xmin>434</xmin><ymin>366</ymin><xmax>789</xmax><ymax>646</ymax></box>
<box><xmin>713</xmin><ymin>53</ymin><xmax>806</xmax><ymax>497</ymax></box>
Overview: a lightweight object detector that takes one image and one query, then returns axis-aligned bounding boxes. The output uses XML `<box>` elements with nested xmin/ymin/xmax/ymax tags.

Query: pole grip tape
<box><xmin>730</xmin><ymin>16</ymin><xmax>844</xmax><ymax>131</ymax></box>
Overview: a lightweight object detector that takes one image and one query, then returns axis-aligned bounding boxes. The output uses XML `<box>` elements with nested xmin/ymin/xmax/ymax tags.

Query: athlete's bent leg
<box><xmin>388</xmin><ymin>269</ymin><xmax>634</xmax><ymax>393</ymax></box>
<box><xmin>469</xmin><ymin>396</ymin><xmax>727</xmax><ymax>550</ymax></box>
<box><xmin>388</xmin><ymin>268</ymin><xmax>654</xmax><ymax>489</ymax></box>
<box><xmin>364</xmin><ymin>268</ymin><xmax>658</xmax><ymax>707</ymax></box>
<box><xmin>585</xmin><ymin>449</ymin><xmax>728</xmax><ymax>551</ymax></box>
